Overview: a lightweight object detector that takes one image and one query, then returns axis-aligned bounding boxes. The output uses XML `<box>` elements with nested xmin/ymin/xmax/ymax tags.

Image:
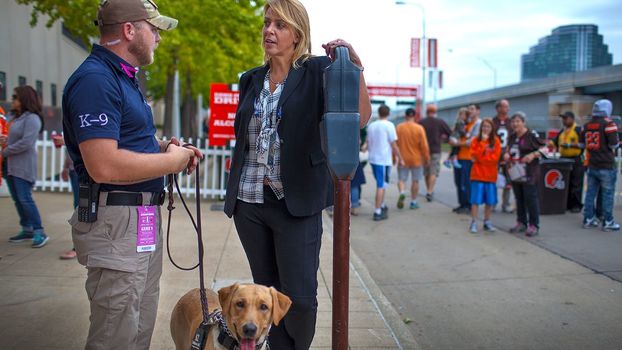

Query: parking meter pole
<box><xmin>332</xmin><ymin>179</ymin><xmax>350</xmax><ymax>350</ymax></box>
<box><xmin>320</xmin><ymin>46</ymin><xmax>361</xmax><ymax>350</ymax></box>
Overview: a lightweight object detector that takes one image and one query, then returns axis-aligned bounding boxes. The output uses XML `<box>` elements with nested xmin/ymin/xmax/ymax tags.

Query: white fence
<box><xmin>35</xmin><ymin>131</ymin><xmax>231</xmax><ymax>199</ymax></box>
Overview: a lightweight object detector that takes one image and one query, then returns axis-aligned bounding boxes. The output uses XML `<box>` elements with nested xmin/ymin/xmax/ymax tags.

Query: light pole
<box><xmin>395</xmin><ymin>0</ymin><xmax>426</xmax><ymax>110</ymax></box>
<box><xmin>478</xmin><ymin>57</ymin><xmax>497</xmax><ymax>88</ymax></box>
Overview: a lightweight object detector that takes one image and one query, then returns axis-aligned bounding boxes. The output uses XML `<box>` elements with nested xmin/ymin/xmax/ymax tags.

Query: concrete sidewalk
<box><xmin>0</xmin><ymin>191</ymin><xmax>415</xmax><ymax>349</ymax></box>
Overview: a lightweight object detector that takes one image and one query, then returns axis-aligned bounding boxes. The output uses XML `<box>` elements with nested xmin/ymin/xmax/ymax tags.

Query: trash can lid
<box><xmin>540</xmin><ymin>158</ymin><xmax>575</xmax><ymax>165</ymax></box>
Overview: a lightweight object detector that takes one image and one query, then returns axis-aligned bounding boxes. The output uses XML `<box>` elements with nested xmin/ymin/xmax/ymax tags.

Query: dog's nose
<box><xmin>242</xmin><ymin>323</ymin><xmax>257</xmax><ymax>338</ymax></box>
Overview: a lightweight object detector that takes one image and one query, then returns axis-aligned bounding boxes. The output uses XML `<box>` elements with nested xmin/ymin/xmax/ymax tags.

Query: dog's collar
<box><xmin>213</xmin><ymin>310</ymin><xmax>269</xmax><ymax>350</ymax></box>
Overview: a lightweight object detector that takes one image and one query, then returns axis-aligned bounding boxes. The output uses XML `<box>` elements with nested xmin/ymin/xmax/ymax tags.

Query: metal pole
<box><xmin>396</xmin><ymin>1</ymin><xmax>426</xmax><ymax>109</ymax></box>
<box><xmin>478</xmin><ymin>57</ymin><xmax>497</xmax><ymax>88</ymax></box>
<box><xmin>421</xmin><ymin>5</ymin><xmax>426</xmax><ymax>110</ymax></box>
<box><xmin>332</xmin><ymin>179</ymin><xmax>350</xmax><ymax>350</ymax></box>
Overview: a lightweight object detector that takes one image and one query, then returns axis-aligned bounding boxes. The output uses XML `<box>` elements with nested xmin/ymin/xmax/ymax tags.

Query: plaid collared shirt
<box><xmin>237</xmin><ymin>72</ymin><xmax>285</xmax><ymax>203</ymax></box>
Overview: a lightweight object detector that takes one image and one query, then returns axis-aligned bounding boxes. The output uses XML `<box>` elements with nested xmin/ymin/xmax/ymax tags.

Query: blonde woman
<box><xmin>224</xmin><ymin>0</ymin><xmax>371</xmax><ymax>347</ymax></box>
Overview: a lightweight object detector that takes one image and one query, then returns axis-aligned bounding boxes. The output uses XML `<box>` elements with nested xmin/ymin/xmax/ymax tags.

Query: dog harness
<box><xmin>212</xmin><ymin>310</ymin><xmax>270</xmax><ymax>350</ymax></box>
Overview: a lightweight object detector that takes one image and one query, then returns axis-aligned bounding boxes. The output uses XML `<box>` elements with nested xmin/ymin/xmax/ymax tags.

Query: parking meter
<box><xmin>320</xmin><ymin>46</ymin><xmax>362</xmax><ymax>350</ymax></box>
<box><xmin>320</xmin><ymin>46</ymin><xmax>361</xmax><ymax>180</ymax></box>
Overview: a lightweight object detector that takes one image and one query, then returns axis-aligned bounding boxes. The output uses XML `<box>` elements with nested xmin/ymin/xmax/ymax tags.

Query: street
<box><xmin>349</xmin><ymin>161</ymin><xmax>622</xmax><ymax>349</ymax></box>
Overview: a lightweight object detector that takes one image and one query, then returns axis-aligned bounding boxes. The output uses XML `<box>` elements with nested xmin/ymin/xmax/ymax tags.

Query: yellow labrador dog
<box><xmin>171</xmin><ymin>283</ymin><xmax>292</xmax><ymax>350</ymax></box>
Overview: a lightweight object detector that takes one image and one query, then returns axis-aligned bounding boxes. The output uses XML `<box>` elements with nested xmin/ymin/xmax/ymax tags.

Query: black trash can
<box><xmin>538</xmin><ymin>158</ymin><xmax>575</xmax><ymax>215</ymax></box>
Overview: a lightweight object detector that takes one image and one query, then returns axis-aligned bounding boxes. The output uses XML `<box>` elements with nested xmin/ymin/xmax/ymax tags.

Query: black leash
<box><xmin>164</xmin><ymin>143</ymin><xmax>213</xmax><ymax>349</ymax></box>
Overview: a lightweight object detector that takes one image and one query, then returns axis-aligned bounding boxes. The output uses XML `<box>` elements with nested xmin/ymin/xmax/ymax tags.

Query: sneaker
<box><xmin>326</xmin><ymin>206</ymin><xmax>334</xmax><ymax>217</ymax></box>
<box><xmin>509</xmin><ymin>222</ymin><xmax>527</xmax><ymax>233</ymax></box>
<box><xmin>469</xmin><ymin>221</ymin><xmax>478</xmax><ymax>233</ymax></box>
<box><xmin>32</xmin><ymin>233</ymin><xmax>49</xmax><ymax>248</ymax></box>
<box><xmin>452</xmin><ymin>206</ymin><xmax>463</xmax><ymax>213</ymax></box>
<box><xmin>483</xmin><ymin>221</ymin><xmax>496</xmax><ymax>232</ymax></box>
<box><xmin>569</xmin><ymin>207</ymin><xmax>582</xmax><ymax>214</ymax></box>
<box><xmin>350</xmin><ymin>207</ymin><xmax>359</xmax><ymax>216</ymax></box>
<box><xmin>397</xmin><ymin>194</ymin><xmax>406</xmax><ymax>209</ymax></box>
<box><xmin>602</xmin><ymin>220</ymin><xmax>621</xmax><ymax>232</ymax></box>
<box><xmin>9</xmin><ymin>231</ymin><xmax>34</xmax><ymax>243</ymax></box>
<box><xmin>409</xmin><ymin>201</ymin><xmax>420</xmax><ymax>210</ymax></box>
<box><xmin>455</xmin><ymin>207</ymin><xmax>469</xmax><ymax>214</ymax></box>
<box><xmin>373</xmin><ymin>212</ymin><xmax>383</xmax><ymax>221</ymax></box>
<box><xmin>443</xmin><ymin>159</ymin><xmax>452</xmax><ymax>169</ymax></box>
<box><xmin>452</xmin><ymin>159</ymin><xmax>462</xmax><ymax>169</ymax></box>
<box><xmin>525</xmin><ymin>225</ymin><xmax>539</xmax><ymax>237</ymax></box>
<box><xmin>583</xmin><ymin>217</ymin><xmax>600</xmax><ymax>229</ymax></box>
<box><xmin>425</xmin><ymin>193</ymin><xmax>434</xmax><ymax>202</ymax></box>
<box><xmin>381</xmin><ymin>206</ymin><xmax>389</xmax><ymax>219</ymax></box>
<box><xmin>501</xmin><ymin>206</ymin><xmax>514</xmax><ymax>214</ymax></box>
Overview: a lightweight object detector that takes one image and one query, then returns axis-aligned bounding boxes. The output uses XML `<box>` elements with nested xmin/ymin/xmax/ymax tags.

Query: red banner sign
<box><xmin>410</xmin><ymin>38</ymin><xmax>421</xmax><ymax>68</ymax></box>
<box><xmin>208</xmin><ymin>83</ymin><xmax>238</xmax><ymax>147</ymax></box>
<box><xmin>428</xmin><ymin>38</ymin><xmax>438</xmax><ymax>68</ymax></box>
<box><xmin>367</xmin><ymin>85</ymin><xmax>419</xmax><ymax>98</ymax></box>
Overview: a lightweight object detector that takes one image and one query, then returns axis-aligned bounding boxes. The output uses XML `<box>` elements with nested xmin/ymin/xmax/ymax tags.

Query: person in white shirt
<box><xmin>366</xmin><ymin>104</ymin><xmax>403</xmax><ymax>220</ymax></box>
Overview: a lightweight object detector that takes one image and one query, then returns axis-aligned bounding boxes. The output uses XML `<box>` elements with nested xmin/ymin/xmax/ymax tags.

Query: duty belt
<box><xmin>100</xmin><ymin>191</ymin><xmax>166</xmax><ymax>206</ymax></box>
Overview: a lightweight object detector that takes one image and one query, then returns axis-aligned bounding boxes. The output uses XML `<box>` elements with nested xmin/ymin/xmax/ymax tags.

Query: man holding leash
<box><xmin>62</xmin><ymin>0</ymin><xmax>201</xmax><ymax>349</ymax></box>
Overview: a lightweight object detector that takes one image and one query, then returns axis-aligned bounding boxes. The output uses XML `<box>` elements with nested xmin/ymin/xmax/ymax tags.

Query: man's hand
<box><xmin>61</xmin><ymin>168</ymin><xmax>70</xmax><ymax>181</ymax></box>
<box><xmin>166</xmin><ymin>144</ymin><xmax>196</xmax><ymax>174</ymax></box>
<box><xmin>164</xmin><ymin>137</ymin><xmax>204</xmax><ymax>174</ymax></box>
<box><xmin>182</xmin><ymin>144</ymin><xmax>203</xmax><ymax>175</ymax></box>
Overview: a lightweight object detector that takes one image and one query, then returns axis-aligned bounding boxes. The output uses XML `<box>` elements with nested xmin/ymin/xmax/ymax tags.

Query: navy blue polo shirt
<box><xmin>62</xmin><ymin>44</ymin><xmax>163</xmax><ymax>193</ymax></box>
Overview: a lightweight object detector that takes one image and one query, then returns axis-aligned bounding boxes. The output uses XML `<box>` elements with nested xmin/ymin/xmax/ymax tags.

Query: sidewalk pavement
<box><xmin>428</xmin><ymin>155</ymin><xmax>622</xmax><ymax>283</ymax></box>
<box><xmin>0</xmin><ymin>191</ymin><xmax>417</xmax><ymax>349</ymax></box>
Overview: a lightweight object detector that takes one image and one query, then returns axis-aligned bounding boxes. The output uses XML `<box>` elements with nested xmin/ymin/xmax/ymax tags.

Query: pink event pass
<box><xmin>137</xmin><ymin>206</ymin><xmax>157</xmax><ymax>252</ymax></box>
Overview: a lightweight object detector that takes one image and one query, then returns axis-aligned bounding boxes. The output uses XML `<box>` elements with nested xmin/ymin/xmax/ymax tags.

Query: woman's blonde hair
<box><xmin>264</xmin><ymin>0</ymin><xmax>312</xmax><ymax>69</ymax></box>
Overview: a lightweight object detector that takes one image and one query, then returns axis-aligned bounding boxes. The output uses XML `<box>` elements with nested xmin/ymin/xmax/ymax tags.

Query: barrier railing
<box><xmin>34</xmin><ymin>131</ymin><xmax>231</xmax><ymax>199</ymax></box>
<box><xmin>31</xmin><ymin>131</ymin><xmax>622</xmax><ymax>204</ymax></box>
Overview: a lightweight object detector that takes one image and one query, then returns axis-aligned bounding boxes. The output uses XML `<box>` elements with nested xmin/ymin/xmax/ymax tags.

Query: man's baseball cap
<box><xmin>592</xmin><ymin>99</ymin><xmax>612</xmax><ymax>117</ymax></box>
<box><xmin>96</xmin><ymin>0</ymin><xmax>178</xmax><ymax>31</ymax></box>
<box><xmin>558</xmin><ymin>111</ymin><xmax>575</xmax><ymax>119</ymax></box>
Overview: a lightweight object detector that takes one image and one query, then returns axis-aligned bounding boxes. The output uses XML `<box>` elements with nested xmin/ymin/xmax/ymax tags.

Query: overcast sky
<box><xmin>302</xmin><ymin>0</ymin><xmax>622</xmax><ymax>101</ymax></box>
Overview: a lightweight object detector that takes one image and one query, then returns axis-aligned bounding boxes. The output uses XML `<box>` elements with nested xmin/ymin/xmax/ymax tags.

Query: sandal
<box><xmin>59</xmin><ymin>249</ymin><xmax>77</xmax><ymax>260</ymax></box>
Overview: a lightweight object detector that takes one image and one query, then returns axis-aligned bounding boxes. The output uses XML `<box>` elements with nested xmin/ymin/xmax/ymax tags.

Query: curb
<box><xmin>322</xmin><ymin>212</ymin><xmax>421</xmax><ymax>350</ymax></box>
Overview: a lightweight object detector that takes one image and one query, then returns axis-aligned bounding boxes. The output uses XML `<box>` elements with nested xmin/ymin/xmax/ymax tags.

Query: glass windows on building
<box><xmin>521</xmin><ymin>25</ymin><xmax>613</xmax><ymax>81</ymax></box>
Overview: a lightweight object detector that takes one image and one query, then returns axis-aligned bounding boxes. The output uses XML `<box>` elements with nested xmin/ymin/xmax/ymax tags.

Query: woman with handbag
<box><xmin>503</xmin><ymin>112</ymin><xmax>545</xmax><ymax>236</ymax></box>
<box><xmin>223</xmin><ymin>0</ymin><xmax>371</xmax><ymax>347</ymax></box>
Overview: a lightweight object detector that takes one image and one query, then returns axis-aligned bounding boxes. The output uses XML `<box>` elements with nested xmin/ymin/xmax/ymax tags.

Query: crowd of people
<box><xmin>358</xmin><ymin>98</ymin><xmax>621</xmax><ymax>236</ymax></box>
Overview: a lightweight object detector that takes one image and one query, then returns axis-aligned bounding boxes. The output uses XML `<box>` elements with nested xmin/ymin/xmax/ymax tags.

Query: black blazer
<box><xmin>224</xmin><ymin>56</ymin><xmax>334</xmax><ymax>218</ymax></box>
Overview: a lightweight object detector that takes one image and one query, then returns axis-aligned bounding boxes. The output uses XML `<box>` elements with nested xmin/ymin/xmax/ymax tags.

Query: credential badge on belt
<box><xmin>137</xmin><ymin>206</ymin><xmax>157</xmax><ymax>252</ymax></box>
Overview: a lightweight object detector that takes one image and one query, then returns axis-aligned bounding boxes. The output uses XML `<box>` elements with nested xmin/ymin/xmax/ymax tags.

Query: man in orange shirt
<box><xmin>396</xmin><ymin>108</ymin><xmax>430</xmax><ymax>209</ymax></box>
<box><xmin>450</xmin><ymin>103</ymin><xmax>481</xmax><ymax>213</ymax></box>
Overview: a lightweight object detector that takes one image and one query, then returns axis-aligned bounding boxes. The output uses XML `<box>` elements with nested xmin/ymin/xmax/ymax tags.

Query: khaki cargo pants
<box><xmin>69</xmin><ymin>194</ymin><xmax>163</xmax><ymax>350</ymax></box>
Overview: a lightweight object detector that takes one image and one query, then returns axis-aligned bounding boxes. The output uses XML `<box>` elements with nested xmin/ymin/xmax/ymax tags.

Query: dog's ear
<box><xmin>269</xmin><ymin>287</ymin><xmax>292</xmax><ymax>326</ymax></box>
<box><xmin>218</xmin><ymin>283</ymin><xmax>239</xmax><ymax>315</ymax></box>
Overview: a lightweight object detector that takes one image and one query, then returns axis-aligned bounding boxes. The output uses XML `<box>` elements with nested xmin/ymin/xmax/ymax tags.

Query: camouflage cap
<box><xmin>96</xmin><ymin>0</ymin><xmax>178</xmax><ymax>31</ymax></box>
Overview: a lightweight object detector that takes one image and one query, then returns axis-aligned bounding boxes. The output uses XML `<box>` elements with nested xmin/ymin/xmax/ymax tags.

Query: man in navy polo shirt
<box><xmin>62</xmin><ymin>1</ymin><xmax>201</xmax><ymax>349</ymax></box>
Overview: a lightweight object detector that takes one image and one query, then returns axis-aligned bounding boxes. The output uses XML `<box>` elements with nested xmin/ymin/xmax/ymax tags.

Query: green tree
<box><xmin>16</xmin><ymin>0</ymin><xmax>265</xmax><ymax>138</ymax></box>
